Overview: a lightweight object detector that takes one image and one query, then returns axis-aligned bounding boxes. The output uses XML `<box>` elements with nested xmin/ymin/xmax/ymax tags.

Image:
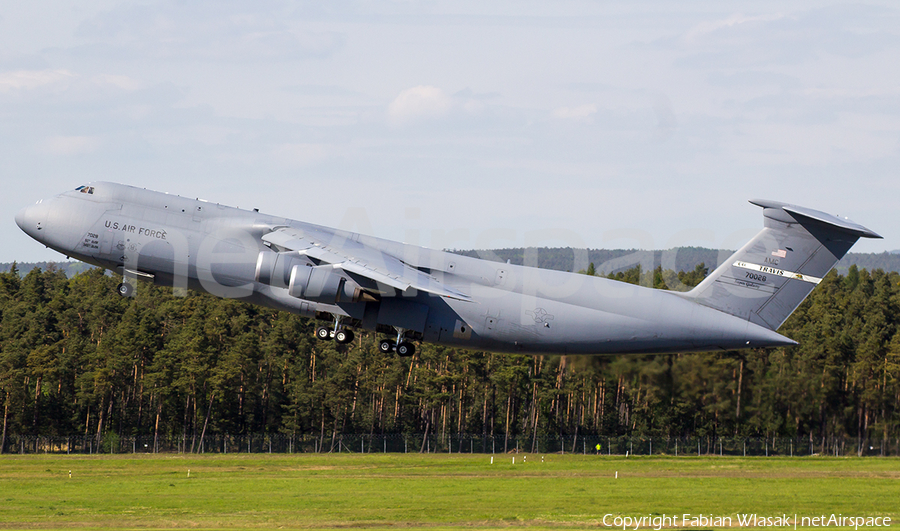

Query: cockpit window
<box><xmin>75</xmin><ymin>185</ymin><xmax>94</xmax><ymax>194</ymax></box>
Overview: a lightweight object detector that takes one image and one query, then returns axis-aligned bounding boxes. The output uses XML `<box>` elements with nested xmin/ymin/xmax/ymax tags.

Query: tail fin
<box><xmin>687</xmin><ymin>200</ymin><xmax>881</xmax><ymax>331</ymax></box>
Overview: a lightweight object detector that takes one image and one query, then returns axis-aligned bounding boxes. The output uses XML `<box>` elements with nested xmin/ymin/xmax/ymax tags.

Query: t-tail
<box><xmin>687</xmin><ymin>200</ymin><xmax>882</xmax><ymax>331</ymax></box>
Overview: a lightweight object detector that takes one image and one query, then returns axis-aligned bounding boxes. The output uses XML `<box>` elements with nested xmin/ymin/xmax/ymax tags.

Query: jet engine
<box><xmin>255</xmin><ymin>251</ymin><xmax>372</xmax><ymax>304</ymax></box>
<box><xmin>255</xmin><ymin>250</ymin><xmax>309</xmax><ymax>288</ymax></box>
<box><xmin>289</xmin><ymin>264</ymin><xmax>372</xmax><ymax>304</ymax></box>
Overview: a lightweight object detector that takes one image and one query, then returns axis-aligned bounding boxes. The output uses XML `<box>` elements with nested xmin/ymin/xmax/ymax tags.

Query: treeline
<box><xmin>453</xmin><ymin>247</ymin><xmax>900</xmax><ymax>276</ymax></box>
<box><xmin>0</xmin><ymin>261</ymin><xmax>92</xmax><ymax>278</ymax></box>
<box><xmin>1</xmin><ymin>262</ymin><xmax>898</xmax><ymax>454</ymax></box>
<box><xmin>6</xmin><ymin>248</ymin><xmax>900</xmax><ymax>281</ymax></box>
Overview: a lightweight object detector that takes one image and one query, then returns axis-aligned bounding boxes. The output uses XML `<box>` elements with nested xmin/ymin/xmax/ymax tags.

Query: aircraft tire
<box><xmin>378</xmin><ymin>339</ymin><xmax>395</xmax><ymax>353</ymax></box>
<box><xmin>315</xmin><ymin>326</ymin><xmax>331</xmax><ymax>340</ymax></box>
<box><xmin>396</xmin><ymin>342</ymin><xmax>415</xmax><ymax>357</ymax></box>
<box><xmin>116</xmin><ymin>283</ymin><xmax>134</xmax><ymax>297</ymax></box>
<box><xmin>335</xmin><ymin>329</ymin><xmax>353</xmax><ymax>344</ymax></box>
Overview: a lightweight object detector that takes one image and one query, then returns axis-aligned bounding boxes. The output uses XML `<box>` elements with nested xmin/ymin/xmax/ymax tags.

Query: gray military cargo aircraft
<box><xmin>16</xmin><ymin>182</ymin><xmax>880</xmax><ymax>356</ymax></box>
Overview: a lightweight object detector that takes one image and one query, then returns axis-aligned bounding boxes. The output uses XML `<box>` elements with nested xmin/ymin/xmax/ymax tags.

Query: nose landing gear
<box><xmin>116</xmin><ymin>282</ymin><xmax>135</xmax><ymax>297</ymax></box>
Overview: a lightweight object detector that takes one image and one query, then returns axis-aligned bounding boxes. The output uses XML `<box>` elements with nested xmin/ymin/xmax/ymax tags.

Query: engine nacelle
<box><xmin>289</xmin><ymin>264</ymin><xmax>368</xmax><ymax>304</ymax></box>
<box><xmin>255</xmin><ymin>251</ymin><xmax>312</xmax><ymax>289</ymax></box>
<box><xmin>256</xmin><ymin>250</ymin><xmax>372</xmax><ymax>304</ymax></box>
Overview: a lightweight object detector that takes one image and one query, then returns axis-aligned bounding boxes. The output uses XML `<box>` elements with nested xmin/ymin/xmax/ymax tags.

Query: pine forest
<box><xmin>1</xmin><ymin>262</ymin><xmax>898</xmax><ymax>454</ymax></box>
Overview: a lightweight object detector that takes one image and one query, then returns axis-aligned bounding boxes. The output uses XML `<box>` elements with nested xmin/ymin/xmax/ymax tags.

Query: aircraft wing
<box><xmin>261</xmin><ymin>227</ymin><xmax>473</xmax><ymax>302</ymax></box>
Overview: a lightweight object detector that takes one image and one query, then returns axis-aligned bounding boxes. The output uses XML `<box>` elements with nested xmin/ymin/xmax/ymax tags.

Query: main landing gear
<box><xmin>314</xmin><ymin>315</ymin><xmax>355</xmax><ymax>345</ymax></box>
<box><xmin>313</xmin><ymin>317</ymin><xmax>417</xmax><ymax>356</ymax></box>
<box><xmin>378</xmin><ymin>328</ymin><xmax>416</xmax><ymax>357</ymax></box>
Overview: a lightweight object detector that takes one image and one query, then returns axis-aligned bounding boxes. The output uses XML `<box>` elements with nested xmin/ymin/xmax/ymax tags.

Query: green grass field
<box><xmin>0</xmin><ymin>453</ymin><xmax>897</xmax><ymax>530</ymax></box>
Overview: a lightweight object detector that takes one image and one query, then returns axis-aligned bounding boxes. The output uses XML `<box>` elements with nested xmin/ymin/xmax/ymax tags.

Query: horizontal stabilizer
<box><xmin>749</xmin><ymin>200</ymin><xmax>882</xmax><ymax>238</ymax></box>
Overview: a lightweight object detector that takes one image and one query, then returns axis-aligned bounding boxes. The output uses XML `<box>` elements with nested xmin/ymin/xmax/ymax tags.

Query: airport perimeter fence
<box><xmin>3</xmin><ymin>433</ymin><xmax>900</xmax><ymax>457</ymax></box>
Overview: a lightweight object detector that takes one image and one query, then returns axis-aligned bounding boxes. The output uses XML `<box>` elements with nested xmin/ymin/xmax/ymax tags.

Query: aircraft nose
<box><xmin>15</xmin><ymin>201</ymin><xmax>49</xmax><ymax>240</ymax></box>
<box><xmin>15</xmin><ymin>206</ymin><xmax>26</xmax><ymax>231</ymax></box>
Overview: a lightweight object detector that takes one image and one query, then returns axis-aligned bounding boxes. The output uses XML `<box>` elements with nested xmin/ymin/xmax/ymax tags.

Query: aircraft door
<box><xmin>95</xmin><ymin>203</ymin><xmax>122</xmax><ymax>258</ymax></box>
<box><xmin>100</xmin><ymin>230</ymin><xmax>114</xmax><ymax>256</ymax></box>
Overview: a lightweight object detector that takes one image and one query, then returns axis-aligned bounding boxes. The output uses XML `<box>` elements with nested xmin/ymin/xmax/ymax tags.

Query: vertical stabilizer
<box><xmin>686</xmin><ymin>200</ymin><xmax>881</xmax><ymax>331</ymax></box>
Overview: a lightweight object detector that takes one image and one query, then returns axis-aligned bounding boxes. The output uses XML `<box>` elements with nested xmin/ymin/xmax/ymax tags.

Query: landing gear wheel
<box><xmin>315</xmin><ymin>326</ymin><xmax>332</xmax><ymax>340</ymax></box>
<box><xmin>378</xmin><ymin>339</ymin><xmax>395</xmax><ymax>354</ymax></box>
<box><xmin>335</xmin><ymin>329</ymin><xmax>354</xmax><ymax>344</ymax></box>
<box><xmin>116</xmin><ymin>283</ymin><xmax>134</xmax><ymax>298</ymax></box>
<box><xmin>396</xmin><ymin>342</ymin><xmax>415</xmax><ymax>357</ymax></box>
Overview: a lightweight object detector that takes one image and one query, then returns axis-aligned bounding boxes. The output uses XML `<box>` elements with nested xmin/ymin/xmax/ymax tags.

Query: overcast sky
<box><xmin>2</xmin><ymin>1</ymin><xmax>898</xmax><ymax>264</ymax></box>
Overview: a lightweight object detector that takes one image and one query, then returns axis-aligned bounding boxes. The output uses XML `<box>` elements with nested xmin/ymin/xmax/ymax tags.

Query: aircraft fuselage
<box><xmin>16</xmin><ymin>182</ymin><xmax>809</xmax><ymax>354</ymax></box>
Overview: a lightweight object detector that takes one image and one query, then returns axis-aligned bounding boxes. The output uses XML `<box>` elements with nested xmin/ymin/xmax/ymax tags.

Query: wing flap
<box><xmin>337</xmin><ymin>260</ymin><xmax>410</xmax><ymax>292</ymax></box>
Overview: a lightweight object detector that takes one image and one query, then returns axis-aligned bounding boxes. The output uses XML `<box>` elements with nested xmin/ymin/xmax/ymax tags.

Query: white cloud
<box><xmin>0</xmin><ymin>69</ymin><xmax>144</xmax><ymax>98</ymax></box>
<box><xmin>552</xmin><ymin>104</ymin><xmax>597</xmax><ymax>121</ymax></box>
<box><xmin>684</xmin><ymin>13</ymin><xmax>786</xmax><ymax>43</ymax></box>
<box><xmin>387</xmin><ymin>85</ymin><xmax>452</xmax><ymax>126</ymax></box>
<box><xmin>73</xmin><ymin>5</ymin><xmax>345</xmax><ymax>61</ymax></box>
<box><xmin>0</xmin><ymin>69</ymin><xmax>74</xmax><ymax>91</ymax></box>
<box><xmin>41</xmin><ymin>135</ymin><xmax>101</xmax><ymax>156</ymax></box>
